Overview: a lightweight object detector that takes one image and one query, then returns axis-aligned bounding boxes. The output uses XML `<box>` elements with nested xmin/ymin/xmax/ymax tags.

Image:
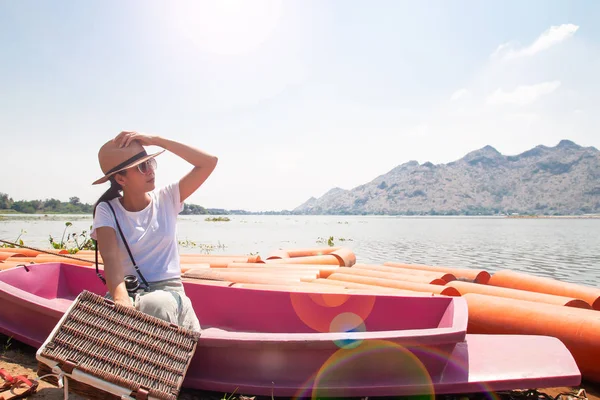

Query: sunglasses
<box><xmin>137</xmin><ymin>158</ymin><xmax>157</xmax><ymax>175</ymax></box>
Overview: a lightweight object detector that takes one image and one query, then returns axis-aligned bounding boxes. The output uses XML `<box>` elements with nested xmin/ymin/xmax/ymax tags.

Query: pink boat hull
<box><xmin>0</xmin><ymin>263</ymin><xmax>581</xmax><ymax>397</ymax></box>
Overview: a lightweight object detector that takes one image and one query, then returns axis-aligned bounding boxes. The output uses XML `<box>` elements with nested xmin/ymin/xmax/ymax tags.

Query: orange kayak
<box><xmin>333</xmin><ymin>267</ymin><xmax>448</xmax><ymax>285</ymax></box>
<box><xmin>327</xmin><ymin>273</ymin><xmax>460</xmax><ymax>296</ymax></box>
<box><xmin>353</xmin><ymin>263</ymin><xmax>456</xmax><ymax>282</ymax></box>
<box><xmin>383</xmin><ymin>261</ymin><xmax>490</xmax><ymax>283</ymax></box>
<box><xmin>488</xmin><ymin>270</ymin><xmax>600</xmax><ymax>310</ymax></box>
<box><xmin>447</xmin><ymin>280</ymin><xmax>591</xmax><ymax>309</ymax></box>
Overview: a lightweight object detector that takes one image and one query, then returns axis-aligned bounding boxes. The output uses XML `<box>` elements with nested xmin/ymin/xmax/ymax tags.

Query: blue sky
<box><xmin>1</xmin><ymin>0</ymin><xmax>599</xmax><ymax>211</ymax></box>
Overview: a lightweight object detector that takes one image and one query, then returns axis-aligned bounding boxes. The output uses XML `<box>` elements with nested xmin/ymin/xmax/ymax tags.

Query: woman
<box><xmin>90</xmin><ymin>131</ymin><xmax>218</xmax><ymax>332</ymax></box>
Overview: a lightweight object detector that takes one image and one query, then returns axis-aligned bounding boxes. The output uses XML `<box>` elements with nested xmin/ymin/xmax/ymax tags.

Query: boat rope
<box><xmin>0</xmin><ymin>238</ymin><xmax>232</xmax><ymax>283</ymax></box>
<box><xmin>0</xmin><ymin>239</ymin><xmax>236</xmax><ymax>284</ymax></box>
<box><xmin>0</xmin><ymin>239</ymin><xmax>104</xmax><ymax>265</ymax></box>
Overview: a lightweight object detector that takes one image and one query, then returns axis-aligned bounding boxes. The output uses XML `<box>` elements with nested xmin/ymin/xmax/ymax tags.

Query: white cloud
<box><xmin>400</xmin><ymin>23</ymin><xmax>599</xmax><ymax>168</ymax></box>
<box><xmin>486</xmin><ymin>81</ymin><xmax>561</xmax><ymax>106</ymax></box>
<box><xmin>492</xmin><ymin>24</ymin><xmax>579</xmax><ymax>60</ymax></box>
<box><xmin>406</xmin><ymin>123</ymin><xmax>430</xmax><ymax>137</ymax></box>
<box><xmin>506</xmin><ymin>112</ymin><xmax>541</xmax><ymax>124</ymax></box>
<box><xmin>450</xmin><ymin>88</ymin><xmax>469</xmax><ymax>101</ymax></box>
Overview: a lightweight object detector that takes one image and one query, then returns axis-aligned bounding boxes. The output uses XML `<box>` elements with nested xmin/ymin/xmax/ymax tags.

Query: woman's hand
<box><xmin>114</xmin><ymin>296</ymin><xmax>135</xmax><ymax>309</ymax></box>
<box><xmin>113</xmin><ymin>131</ymin><xmax>159</xmax><ymax>148</ymax></box>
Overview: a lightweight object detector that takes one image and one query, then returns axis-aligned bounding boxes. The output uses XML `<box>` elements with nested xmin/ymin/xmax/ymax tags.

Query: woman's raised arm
<box><xmin>113</xmin><ymin>131</ymin><xmax>218</xmax><ymax>202</ymax></box>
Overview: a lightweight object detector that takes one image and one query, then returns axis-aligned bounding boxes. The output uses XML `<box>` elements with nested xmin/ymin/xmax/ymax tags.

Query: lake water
<box><xmin>1</xmin><ymin>214</ymin><xmax>599</xmax><ymax>287</ymax></box>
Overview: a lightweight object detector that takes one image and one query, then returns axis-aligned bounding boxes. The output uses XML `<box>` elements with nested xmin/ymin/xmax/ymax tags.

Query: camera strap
<box><xmin>94</xmin><ymin>200</ymin><xmax>151</xmax><ymax>291</ymax></box>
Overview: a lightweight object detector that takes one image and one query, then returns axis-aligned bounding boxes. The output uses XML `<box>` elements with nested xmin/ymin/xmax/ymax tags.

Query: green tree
<box><xmin>44</xmin><ymin>198</ymin><xmax>61</xmax><ymax>211</ymax></box>
<box><xmin>0</xmin><ymin>193</ymin><xmax>12</xmax><ymax>209</ymax></box>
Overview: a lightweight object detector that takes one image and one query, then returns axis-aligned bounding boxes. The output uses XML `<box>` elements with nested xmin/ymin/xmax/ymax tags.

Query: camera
<box><xmin>124</xmin><ymin>275</ymin><xmax>140</xmax><ymax>293</ymax></box>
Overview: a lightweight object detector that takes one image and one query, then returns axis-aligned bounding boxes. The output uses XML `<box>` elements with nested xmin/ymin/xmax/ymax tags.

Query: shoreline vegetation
<box><xmin>2</xmin><ymin>192</ymin><xmax>600</xmax><ymax>218</ymax></box>
<box><xmin>2</xmin><ymin>213</ymin><xmax>600</xmax><ymax>221</ymax></box>
<box><xmin>506</xmin><ymin>215</ymin><xmax>600</xmax><ymax>219</ymax></box>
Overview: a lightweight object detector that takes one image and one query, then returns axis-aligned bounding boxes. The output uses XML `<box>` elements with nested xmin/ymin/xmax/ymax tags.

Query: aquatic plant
<box><xmin>316</xmin><ymin>236</ymin><xmax>353</xmax><ymax>246</ymax></box>
<box><xmin>200</xmin><ymin>242</ymin><xmax>227</xmax><ymax>254</ymax></box>
<box><xmin>316</xmin><ymin>236</ymin><xmax>335</xmax><ymax>246</ymax></box>
<box><xmin>0</xmin><ymin>229</ymin><xmax>26</xmax><ymax>248</ymax></box>
<box><xmin>49</xmin><ymin>222</ymin><xmax>95</xmax><ymax>253</ymax></box>
<box><xmin>178</xmin><ymin>239</ymin><xmax>198</xmax><ymax>248</ymax></box>
<box><xmin>178</xmin><ymin>239</ymin><xmax>227</xmax><ymax>254</ymax></box>
<box><xmin>205</xmin><ymin>216</ymin><xmax>231</xmax><ymax>222</ymax></box>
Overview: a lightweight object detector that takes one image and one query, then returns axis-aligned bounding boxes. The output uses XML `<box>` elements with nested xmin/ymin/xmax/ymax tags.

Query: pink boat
<box><xmin>0</xmin><ymin>262</ymin><xmax>581</xmax><ymax>397</ymax></box>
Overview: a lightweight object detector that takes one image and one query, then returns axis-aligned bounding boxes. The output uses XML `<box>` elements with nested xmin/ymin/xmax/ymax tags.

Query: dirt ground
<box><xmin>2</xmin><ymin>333</ymin><xmax>599</xmax><ymax>400</ymax></box>
<box><xmin>0</xmin><ymin>334</ymin><xmax>239</xmax><ymax>400</ymax></box>
<box><xmin>1</xmin><ymin>337</ymin><xmax>86</xmax><ymax>400</ymax></box>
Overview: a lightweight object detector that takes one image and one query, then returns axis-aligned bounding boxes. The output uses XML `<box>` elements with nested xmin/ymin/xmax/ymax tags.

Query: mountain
<box><xmin>293</xmin><ymin>140</ymin><xmax>600</xmax><ymax>215</ymax></box>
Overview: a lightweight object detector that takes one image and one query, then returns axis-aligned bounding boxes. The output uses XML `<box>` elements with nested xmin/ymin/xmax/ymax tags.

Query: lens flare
<box><xmin>294</xmin><ymin>339</ymin><xmax>434</xmax><ymax>400</ymax></box>
<box><xmin>291</xmin><ymin>339</ymin><xmax>503</xmax><ymax>400</ymax></box>
<box><xmin>329</xmin><ymin>312</ymin><xmax>366</xmax><ymax>349</ymax></box>
<box><xmin>289</xmin><ymin>292</ymin><xmax>376</xmax><ymax>333</ymax></box>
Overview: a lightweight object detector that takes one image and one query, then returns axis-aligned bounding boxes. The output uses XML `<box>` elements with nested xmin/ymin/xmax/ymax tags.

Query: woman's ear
<box><xmin>114</xmin><ymin>172</ymin><xmax>127</xmax><ymax>187</ymax></box>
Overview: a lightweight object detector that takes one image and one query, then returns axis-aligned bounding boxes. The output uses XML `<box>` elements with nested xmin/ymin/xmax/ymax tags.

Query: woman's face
<box><xmin>116</xmin><ymin>158</ymin><xmax>157</xmax><ymax>193</ymax></box>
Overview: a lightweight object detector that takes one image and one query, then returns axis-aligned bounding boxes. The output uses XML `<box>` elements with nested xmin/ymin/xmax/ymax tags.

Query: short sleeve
<box><xmin>158</xmin><ymin>181</ymin><xmax>185</xmax><ymax>215</ymax></box>
<box><xmin>90</xmin><ymin>202</ymin><xmax>117</xmax><ymax>240</ymax></box>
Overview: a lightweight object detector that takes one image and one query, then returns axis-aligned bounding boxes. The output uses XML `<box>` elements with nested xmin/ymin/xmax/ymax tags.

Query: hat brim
<box><xmin>92</xmin><ymin>150</ymin><xmax>165</xmax><ymax>185</ymax></box>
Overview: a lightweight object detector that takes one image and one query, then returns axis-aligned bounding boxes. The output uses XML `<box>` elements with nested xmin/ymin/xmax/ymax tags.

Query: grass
<box><xmin>1</xmin><ymin>335</ymin><xmax>13</xmax><ymax>354</ymax></box>
<box><xmin>0</xmin><ymin>333</ymin><xmax>31</xmax><ymax>359</ymax></box>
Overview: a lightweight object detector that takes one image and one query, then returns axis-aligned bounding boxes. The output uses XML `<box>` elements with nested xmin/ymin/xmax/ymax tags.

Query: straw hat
<box><xmin>92</xmin><ymin>139</ymin><xmax>165</xmax><ymax>185</ymax></box>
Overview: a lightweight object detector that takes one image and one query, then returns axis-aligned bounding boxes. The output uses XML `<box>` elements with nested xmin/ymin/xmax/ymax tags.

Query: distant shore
<box><xmin>506</xmin><ymin>215</ymin><xmax>600</xmax><ymax>219</ymax></box>
<box><xmin>2</xmin><ymin>212</ymin><xmax>600</xmax><ymax>222</ymax></box>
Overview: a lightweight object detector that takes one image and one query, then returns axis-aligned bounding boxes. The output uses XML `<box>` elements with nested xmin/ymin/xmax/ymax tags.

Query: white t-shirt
<box><xmin>90</xmin><ymin>182</ymin><xmax>184</xmax><ymax>283</ymax></box>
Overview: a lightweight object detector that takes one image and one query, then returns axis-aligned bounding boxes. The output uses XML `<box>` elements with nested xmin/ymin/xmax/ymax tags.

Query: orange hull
<box><xmin>383</xmin><ymin>261</ymin><xmax>490</xmax><ymax>283</ymax></box>
<box><xmin>327</xmin><ymin>273</ymin><xmax>459</xmax><ymax>296</ymax></box>
<box><xmin>333</xmin><ymin>267</ymin><xmax>447</xmax><ymax>285</ymax></box>
<box><xmin>279</xmin><ymin>247</ymin><xmax>342</xmax><ymax>258</ymax></box>
<box><xmin>353</xmin><ymin>263</ymin><xmax>456</xmax><ymax>282</ymax></box>
<box><xmin>265</xmin><ymin>255</ymin><xmax>341</xmax><ymax>266</ymax></box>
<box><xmin>488</xmin><ymin>270</ymin><xmax>600</xmax><ymax>310</ymax></box>
<box><xmin>447</xmin><ymin>280</ymin><xmax>591</xmax><ymax>309</ymax></box>
<box><xmin>464</xmin><ymin>293</ymin><xmax>600</xmax><ymax>382</ymax></box>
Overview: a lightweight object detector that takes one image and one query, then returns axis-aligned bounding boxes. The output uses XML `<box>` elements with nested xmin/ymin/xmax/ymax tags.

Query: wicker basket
<box><xmin>36</xmin><ymin>290</ymin><xmax>200</xmax><ymax>400</ymax></box>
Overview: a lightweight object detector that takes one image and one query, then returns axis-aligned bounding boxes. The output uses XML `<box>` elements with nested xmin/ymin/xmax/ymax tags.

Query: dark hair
<box><xmin>93</xmin><ymin>176</ymin><xmax>124</xmax><ymax>217</ymax></box>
